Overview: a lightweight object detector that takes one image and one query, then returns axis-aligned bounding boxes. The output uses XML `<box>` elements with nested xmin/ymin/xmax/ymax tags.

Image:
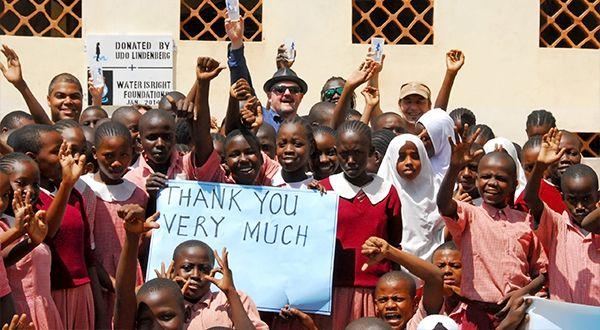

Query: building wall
<box><xmin>1</xmin><ymin>0</ymin><xmax>598</xmax><ymax>168</ymax></box>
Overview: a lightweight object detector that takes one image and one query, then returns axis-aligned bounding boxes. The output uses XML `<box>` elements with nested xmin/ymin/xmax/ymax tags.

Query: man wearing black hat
<box><xmin>262</xmin><ymin>67</ymin><xmax>307</xmax><ymax>131</ymax></box>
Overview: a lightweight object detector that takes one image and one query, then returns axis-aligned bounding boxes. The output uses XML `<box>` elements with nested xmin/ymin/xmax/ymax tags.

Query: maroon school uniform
<box><xmin>515</xmin><ymin>179</ymin><xmax>567</xmax><ymax>214</ymax></box>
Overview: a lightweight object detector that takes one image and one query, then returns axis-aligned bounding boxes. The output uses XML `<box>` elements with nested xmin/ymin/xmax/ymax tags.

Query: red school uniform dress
<box><xmin>37</xmin><ymin>188</ymin><xmax>95</xmax><ymax>330</ymax></box>
<box><xmin>514</xmin><ymin>179</ymin><xmax>567</xmax><ymax>215</ymax></box>
<box><xmin>535</xmin><ymin>203</ymin><xmax>600</xmax><ymax>305</ymax></box>
<box><xmin>442</xmin><ymin>201</ymin><xmax>548</xmax><ymax>330</ymax></box>
<box><xmin>320</xmin><ymin>173</ymin><xmax>401</xmax><ymax>329</ymax></box>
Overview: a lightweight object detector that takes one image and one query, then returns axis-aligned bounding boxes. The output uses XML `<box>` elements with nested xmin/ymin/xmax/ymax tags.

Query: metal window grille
<box><xmin>352</xmin><ymin>0</ymin><xmax>434</xmax><ymax>44</ymax></box>
<box><xmin>540</xmin><ymin>0</ymin><xmax>599</xmax><ymax>49</ymax></box>
<box><xmin>180</xmin><ymin>0</ymin><xmax>262</xmax><ymax>41</ymax></box>
<box><xmin>0</xmin><ymin>0</ymin><xmax>81</xmax><ymax>38</ymax></box>
<box><xmin>574</xmin><ymin>132</ymin><xmax>600</xmax><ymax>157</ymax></box>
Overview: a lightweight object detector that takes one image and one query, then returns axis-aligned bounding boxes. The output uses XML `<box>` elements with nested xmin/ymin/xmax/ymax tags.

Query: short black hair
<box><xmin>136</xmin><ymin>278</ymin><xmax>185</xmax><ymax>313</ymax></box>
<box><xmin>479</xmin><ymin>151</ymin><xmax>517</xmax><ymax>179</ymax></box>
<box><xmin>1</xmin><ymin>111</ymin><xmax>32</xmax><ymax>130</ymax></box>
<box><xmin>562</xmin><ymin>164</ymin><xmax>599</xmax><ymax>192</ymax></box>
<box><xmin>372</xmin><ymin>129</ymin><xmax>396</xmax><ymax>157</ymax></box>
<box><xmin>526</xmin><ymin>109</ymin><xmax>556</xmax><ymax>130</ymax></box>
<box><xmin>172</xmin><ymin>240</ymin><xmax>215</xmax><ymax>266</ymax></box>
<box><xmin>449</xmin><ymin>107</ymin><xmax>476</xmax><ymax>127</ymax></box>
<box><xmin>377</xmin><ymin>271</ymin><xmax>416</xmax><ymax>298</ymax></box>
<box><xmin>0</xmin><ymin>152</ymin><xmax>39</xmax><ymax>175</ymax></box>
<box><xmin>257</xmin><ymin>123</ymin><xmax>277</xmax><ymax>140</ymax></box>
<box><xmin>54</xmin><ymin>119</ymin><xmax>82</xmax><ymax>133</ymax></box>
<box><xmin>345</xmin><ymin>109</ymin><xmax>362</xmax><ymax>121</ymax></box>
<box><xmin>94</xmin><ymin>121</ymin><xmax>133</xmax><ymax>148</ymax></box>
<box><xmin>225</xmin><ymin>129</ymin><xmax>262</xmax><ymax>157</ymax></box>
<box><xmin>432</xmin><ymin>241</ymin><xmax>459</xmax><ymax>260</ymax></box>
<box><xmin>307</xmin><ymin>101</ymin><xmax>335</xmax><ymax>127</ymax></box>
<box><xmin>372</xmin><ymin>112</ymin><xmax>406</xmax><ymax>134</ymax></box>
<box><xmin>345</xmin><ymin>317</ymin><xmax>392</xmax><ymax>330</ymax></box>
<box><xmin>337</xmin><ymin>120</ymin><xmax>372</xmax><ymax>143</ymax></box>
<box><xmin>523</xmin><ymin>135</ymin><xmax>542</xmax><ymax>151</ymax></box>
<box><xmin>176</xmin><ymin>120</ymin><xmax>191</xmax><ymax>145</ymax></box>
<box><xmin>7</xmin><ymin>125</ymin><xmax>58</xmax><ymax>154</ymax></box>
<box><xmin>279</xmin><ymin>116</ymin><xmax>315</xmax><ymax>151</ymax></box>
<box><xmin>139</xmin><ymin>109</ymin><xmax>175</xmax><ymax>134</ymax></box>
<box><xmin>313</xmin><ymin>124</ymin><xmax>337</xmax><ymax>138</ymax></box>
<box><xmin>48</xmin><ymin>73</ymin><xmax>82</xmax><ymax>94</ymax></box>
<box><xmin>466</xmin><ymin>124</ymin><xmax>495</xmax><ymax>143</ymax></box>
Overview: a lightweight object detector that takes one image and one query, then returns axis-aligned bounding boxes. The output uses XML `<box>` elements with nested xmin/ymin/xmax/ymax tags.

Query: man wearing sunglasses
<box><xmin>262</xmin><ymin>67</ymin><xmax>308</xmax><ymax>131</ymax></box>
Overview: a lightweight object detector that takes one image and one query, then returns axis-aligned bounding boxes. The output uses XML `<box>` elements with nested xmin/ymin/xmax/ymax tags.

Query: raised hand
<box><xmin>0</xmin><ymin>45</ymin><xmax>24</xmax><ymax>86</ymax></box>
<box><xmin>225</xmin><ymin>18</ymin><xmax>245</xmax><ymax>49</ymax></box>
<box><xmin>361</xmin><ymin>236</ymin><xmax>391</xmax><ymax>271</ymax></box>
<box><xmin>446</xmin><ymin>49</ymin><xmax>465</xmax><ymax>73</ymax></box>
<box><xmin>366</xmin><ymin>47</ymin><xmax>385</xmax><ymax>74</ymax></box>
<box><xmin>12</xmin><ymin>189</ymin><xmax>32</xmax><ymax>234</ymax></box>
<box><xmin>59</xmin><ymin>141</ymin><xmax>86</xmax><ymax>186</ymax></box>
<box><xmin>361</xmin><ymin>86</ymin><xmax>380</xmax><ymax>107</ymax></box>
<box><xmin>27</xmin><ymin>210</ymin><xmax>48</xmax><ymax>245</ymax></box>
<box><xmin>2</xmin><ymin>314</ymin><xmax>34</xmax><ymax>330</ymax></box>
<box><xmin>230</xmin><ymin>78</ymin><xmax>252</xmax><ymax>100</ymax></box>
<box><xmin>276</xmin><ymin>44</ymin><xmax>295</xmax><ymax>69</ymax></box>
<box><xmin>346</xmin><ymin>59</ymin><xmax>376</xmax><ymax>89</ymax></box>
<box><xmin>453</xmin><ymin>183</ymin><xmax>473</xmax><ymax>203</ymax></box>
<box><xmin>240</xmin><ymin>96</ymin><xmax>262</xmax><ymax>129</ymax></box>
<box><xmin>196</xmin><ymin>57</ymin><xmax>226</xmax><ymax>82</ymax></box>
<box><xmin>204</xmin><ymin>248</ymin><xmax>236</xmax><ymax>294</ymax></box>
<box><xmin>117</xmin><ymin>204</ymin><xmax>160</xmax><ymax>235</ymax></box>
<box><xmin>167</xmin><ymin>95</ymin><xmax>196</xmax><ymax>121</ymax></box>
<box><xmin>307</xmin><ymin>180</ymin><xmax>327</xmax><ymax>195</ymax></box>
<box><xmin>87</xmin><ymin>76</ymin><xmax>104</xmax><ymax>105</ymax></box>
<box><xmin>449</xmin><ymin>124</ymin><xmax>484</xmax><ymax>168</ymax></box>
<box><xmin>153</xmin><ymin>260</ymin><xmax>191</xmax><ymax>295</ymax></box>
<box><xmin>537</xmin><ymin>128</ymin><xmax>565</xmax><ymax>166</ymax></box>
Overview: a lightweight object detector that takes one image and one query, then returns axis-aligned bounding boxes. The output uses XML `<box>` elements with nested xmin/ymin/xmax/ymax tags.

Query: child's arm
<box><xmin>223</xmin><ymin>78</ymin><xmax>253</xmax><ymax>135</ymax></box>
<box><xmin>191</xmin><ymin>57</ymin><xmax>226</xmax><ymax>167</ymax></box>
<box><xmin>437</xmin><ymin>126</ymin><xmax>483</xmax><ymax>217</ymax></box>
<box><xmin>3</xmin><ymin>206</ymin><xmax>48</xmax><ymax>267</ymax></box>
<box><xmin>87</xmin><ymin>77</ymin><xmax>104</xmax><ymax>107</ymax></box>
<box><xmin>279</xmin><ymin>305</ymin><xmax>318</xmax><ymax>330</ymax></box>
<box><xmin>332</xmin><ymin>60</ymin><xmax>376</xmax><ymax>129</ymax></box>
<box><xmin>582</xmin><ymin>207</ymin><xmax>600</xmax><ymax>234</ymax></box>
<box><xmin>366</xmin><ymin>51</ymin><xmax>384</xmax><ymax>121</ymax></box>
<box><xmin>434</xmin><ymin>50</ymin><xmax>465</xmax><ymax>111</ymax></box>
<box><xmin>360</xmin><ymin>86</ymin><xmax>379</xmax><ymax>125</ymax></box>
<box><xmin>114</xmin><ymin>205</ymin><xmax>160</xmax><ymax>330</ymax></box>
<box><xmin>45</xmin><ymin>143</ymin><xmax>86</xmax><ymax>238</ymax></box>
<box><xmin>496</xmin><ymin>297</ymin><xmax>532</xmax><ymax>330</ymax></box>
<box><xmin>239</xmin><ymin>97</ymin><xmax>263</xmax><ymax>135</ymax></box>
<box><xmin>362</xmin><ymin>237</ymin><xmax>444</xmax><ymax>315</ymax></box>
<box><xmin>204</xmin><ymin>248</ymin><xmax>257</xmax><ymax>330</ymax></box>
<box><xmin>496</xmin><ymin>274</ymin><xmax>545</xmax><ymax>320</ymax></box>
<box><xmin>0</xmin><ymin>45</ymin><xmax>53</xmax><ymax>125</ymax></box>
<box><xmin>523</xmin><ymin>128</ymin><xmax>565</xmax><ymax>226</ymax></box>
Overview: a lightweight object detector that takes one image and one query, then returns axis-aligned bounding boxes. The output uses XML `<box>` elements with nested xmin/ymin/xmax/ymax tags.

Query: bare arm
<box><xmin>367</xmin><ymin>52</ymin><xmax>384</xmax><ymax>120</ymax></box>
<box><xmin>360</xmin><ymin>86</ymin><xmax>379</xmax><ymax>125</ymax></box>
<box><xmin>0</xmin><ymin>45</ymin><xmax>53</xmax><ymax>125</ymax></box>
<box><xmin>582</xmin><ymin>208</ymin><xmax>600</xmax><ymax>234</ymax></box>
<box><xmin>434</xmin><ymin>50</ymin><xmax>464</xmax><ymax>110</ymax></box>
<box><xmin>332</xmin><ymin>60</ymin><xmax>375</xmax><ymax>129</ymax></box>
<box><xmin>223</xmin><ymin>79</ymin><xmax>253</xmax><ymax>135</ymax></box>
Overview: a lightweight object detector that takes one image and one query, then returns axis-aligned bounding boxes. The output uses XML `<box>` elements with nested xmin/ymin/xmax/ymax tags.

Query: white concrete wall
<box><xmin>1</xmin><ymin>0</ymin><xmax>598</xmax><ymax>147</ymax></box>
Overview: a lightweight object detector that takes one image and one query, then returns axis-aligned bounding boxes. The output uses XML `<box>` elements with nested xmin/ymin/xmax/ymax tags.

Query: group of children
<box><xmin>0</xmin><ymin>18</ymin><xmax>597</xmax><ymax>330</ymax></box>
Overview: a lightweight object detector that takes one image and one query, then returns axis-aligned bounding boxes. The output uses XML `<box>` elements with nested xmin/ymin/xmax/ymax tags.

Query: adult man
<box><xmin>262</xmin><ymin>67</ymin><xmax>307</xmax><ymax>131</ymax></box>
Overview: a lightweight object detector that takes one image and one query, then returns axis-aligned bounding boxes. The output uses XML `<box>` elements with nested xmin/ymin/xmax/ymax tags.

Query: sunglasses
<box><xmin>323</xmin><ymin>87</ymin><xmax>344</xmax><ymax>99</ymax></box>
<box><xmin>271</xmin><ymin>85</ymin><xmax>302</xmax><ymax>95</ymax></box>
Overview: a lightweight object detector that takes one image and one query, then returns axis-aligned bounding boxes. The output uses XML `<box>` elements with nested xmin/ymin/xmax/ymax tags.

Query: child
<box><xmin>483</xmin><ymin>137</ymin><xmax>528</xmax><ymax>202</ymax></box>
<box><xmin>210</xmin><ymin>132</ymin><xmax>226</xmax><ymax>163</ymax></box>
<box><xmin>431</xmin><ymin>242</ymin><xmax>466</xmax><ymax>322</ymax></box>
<box><xmin>547</xmin><ymin>130</ymin><xmax>582</xmax><ymax>189</ymax></box>
<box><xmin>465</xmin><ymin>124</ymin><xmax>495</xmax><ymax>147</ymax></box>
<box><xmin>80</xmin><ymin>121</ymin><xmax>148</xmax><ymax>319</ymax></box>
<box><xmin>257</xmin><ymin>123</ymin><xmax>277</xmax><ymax>159</ymax></box>
<box><xmin>362</xmin><ymin>236</ymin><xmax>444</xmax><ymax>330</ymax></box>
<box><xmin>307</xmin><ymin>101</ymin><xmax>335</xmax><ymax>127</ymax></box>
<box><xmin>272</xmin><ymin>117</ymin><xmax>316</xmax><ymax>188</ymax></box>
<box><xmin>112</xmin><ymin>205</ymin><xmax>186</xmax><ymax>330</ymax></box>
<box><xmin>0</xmin><ymin>111</ymin><xmax>34</xmax><ymax>154</ymax></box>
<box><xmin>372</xmin><ymin>113</ymin><xmax>407</xmax><ymax>136</ymax></box>
<box><xmin>0</xmin><ymin>153</ymin><xmax>63</xmax><ymax>329</ymax></box>
<box><xmin>111</xmin><ymin>106</ymin><xmax>143</xmax><ymax>168</ymax></box>
<box><xmin>320</xmin><ymin>120</ymin><xmax>402</xmax><ymax>328</ymax></box>
<box><xmin>377</xmin><ymin>134</ymin><xmax>444</xmax><ymax>260</ymax></box>
<box><xmin>448</xmin><ymin>108</ymin><xmax>476</xmax><ymax>136</ymax></box>
<box><xmin>53</xmin><ymin>119</ymin><xmax>87</xmax><ymax>156</ymax></box>
<box><xmin>0</xmin><ymin>45</ymin><xmax>82</xmax><ymax>125</ymax></box>
<box><xmin>454</xmin><ymin>143</ymin><xmax>484</xmax><ymax>206</ymax></box>
<box><xmin>514</xmin><ymin>135</ymin><xmax>566</xmax><ymax>214</ymax></box>
<box><xmin>523</xmin><ymin>128</ymin><xmax>599</xmax><ymax>305</ymax></box>
<box><xmin>525</xmin><ymin>109</ymin><xmax>555</xmax><ymax>138</ymax></box>
<box><xmin>79</xmin><ymin>106</ymin><xmax>108</xmax><ymax>128</ymax></box>
<box><xmin>436</xmin><ymin>128</ymin><xmax>548</xmax><ymax>329</ymax></box>
<box><xmin>7</xmin><ymin>125</ymin><xmax>102</xmax><ymax>329</ymax></box>
<box><xmin>367</xmin><ymin>129</ymin><xmax>396</xmax><ymax>174</ymax></box>
<box><xmin>416</xmin><ymin>109</ymin><xmax>456</xmax><ymax>183</ymax></box>
<box><xmin>162</xmin><ymin>239</ymin><xmax>268</xmax><ymax>329</ymax></box>
<box><xmin>311</xmin><ymin>125</ymin><xmax>339</xmax><ymax>180</ymax></box>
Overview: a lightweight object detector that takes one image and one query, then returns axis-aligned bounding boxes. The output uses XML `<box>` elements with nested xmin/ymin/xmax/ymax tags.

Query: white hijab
<box><xmin>483</xmin><ymin>137</ymin><xmax>528</xmax><ymax>201</ymax></box>
<box><xmin>417</xmin><ymin>109</ymin><xmax>456</xmax><ymax>184</ymax></box>
<box><xmin>378</xmin><ymin>134</ymin><xmax>445</xmax><ymax>260</ymax></box>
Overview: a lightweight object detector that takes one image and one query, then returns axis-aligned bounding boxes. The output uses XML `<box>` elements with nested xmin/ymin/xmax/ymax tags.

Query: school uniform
<box><xmin>535</xmin><ymin>203</ymin><xmax>600</xmax><ymax>305</ymax></box>
<box><xmin>321</xmin><ymin>173</ymin><xmax>401</xmax><ymax>328</ymax></box>
<box><xmin>124</xmin><ymin>150</ymin><xmax>190</xmax><ymax>191</ymax></box>
<box><xmin>271</xmin><ymin>168</ymin><xmax>314</xmax><ymax>189</ymax></box>
<box><xmin>442</xmin><ymin>201</ymin><xmax>548</xmax><ymax>329</ymax></box>
<box><xmin>514</xmin><ymin>179</ymin><xmax>567</xmax><ymax>214</ymax></box>
<box><xmin>184</xmin><ymin>290</ymin><xmax>268</xmax><ymax>329</ymax></box>
<box><xmin>0</xmin><ymin>219</ymin><xmax>63</xmax><ymax>330</ymax></box>
<box><xmin>38</xmin><ymin>189</ymin><xmax>95</xmax><ymax>330</ymax></box>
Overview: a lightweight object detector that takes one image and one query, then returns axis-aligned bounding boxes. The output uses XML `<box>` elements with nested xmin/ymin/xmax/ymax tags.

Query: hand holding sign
<box><xmin>196</xmin><ymin>57</ymin><xmax>226</xmax><ymax>82</ymax></box>
<box><xmin>361</xmin><ymin>236</ymin><xmax>391</xmax><ymax>271</ymax></box>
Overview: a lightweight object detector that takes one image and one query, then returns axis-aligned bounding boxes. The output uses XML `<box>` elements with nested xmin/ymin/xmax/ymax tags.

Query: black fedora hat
<box><xmin>263</xmin><ymin>67</ymin><xmax>308</xmax><ymax>94</ymax></box>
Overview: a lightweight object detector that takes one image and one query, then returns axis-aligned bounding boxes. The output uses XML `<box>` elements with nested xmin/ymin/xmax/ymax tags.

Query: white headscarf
<box><xmin>417</xmin><ymin>109</ymin><xmax>456</xmax><ymax>184</ymax></box>
<box><xmin>483</xmin><ymin>137</ymin><xmax>528</xmax><ymax>201</ymax></box>
<box><xmin>378</xmin><ymin>134</ymin><xmax>445</xmax><ymax>260</ymax></box>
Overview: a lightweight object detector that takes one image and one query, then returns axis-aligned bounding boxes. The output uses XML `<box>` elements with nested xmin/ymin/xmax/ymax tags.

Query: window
<box><xmin>180</xmin><ymin>0</ymin><xmax>262</xmax><ymax>41</ymax></box>
<box><xmin>352</xmin><ymin>0</ymin><xmax>434</xmax><ymax>45</ymax></box>
<box><xmin>540</xmin><ymin>0</ymin><xmax>599</xmax><ymax>49</ymax></box>
<box><xmin>574</xmin><ymin>132</ymin><xmax>600</xmax><ymax>157</ymax></box>
<box><xmin>0</xmin><ymin>0</ymin><xmax>82</xmax><ymax>38</ymax></box>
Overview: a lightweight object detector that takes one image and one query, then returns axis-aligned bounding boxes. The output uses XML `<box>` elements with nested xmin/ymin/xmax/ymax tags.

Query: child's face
<box><xmin>212</xmin><ymin>139</ymin><xmax>225</xmax><ymax>164</ymax></box>
<box><xmin>95</xmin><ymin>136</ymin><xmax>132</xmax><ymax>184</ymax></box>
<box><xmin>374</xmin><ymin>280</ymin><xmax>416</xmax><ymax>330</ymax></box>
<box><xmin>561</xmin><ymin>175</ymin><xmax>599</xmax><ymax>225</ymax></box>
<box><xmin>140</xmin><ymin>118</ymin><xmax>175</xmax><ymax>165</ymax></box>
<box><xmin>432</xmin><ymin>249</ymin><xmax>462</xmax><ymax>288</ymax></box>
<box><xmin>61</xmin><ymin>127</ymin><xmax>86</xmax><ymax>156</ymax></box>
<box><xmin>416</xmin><ymin>124</ymin><xmax>434</xmax><ymax>158</ymax></box>
<box><xmin>521</xmin><ymin>146</ymin><xmax>540</xmax><ymax>181</ymax></box>
<box><xmin>476</xmin><ymin>156</ymin><xmax>516</xmax><ymax>208</ymax></box>
<box><xmin>311</xmin><ymin>132</ymin><xmax>338</xmax><ymax>179</ymax></box>
<box><xmin>376</xmin><ymin>116</ymin><xmax>404</xmax><ymax>135</ymax></box>
<box><xmin>0</xmin><ymin>173</ymin><xmax>12</xmax><ymax>214</ymax></box>
<box><xmin>550</xmin><ymin>134</ymin><xmax>582</xmax><ymax>181</ymax></box>
<box><xmin>225</xmin><ymin>135</ymin><xmax>262</xmax><ymax>185</ymax></box>
<box><xmin>173</xmin><ymin>246</ymin><xmax>213</xmax><ymax>301</ymax></box>
<box><xmin>117</xmin><ymin>111</ymin><xmax>142</xmax><ymax>143</ymax></box>
<box><xmin>399</xmin><ymin>95</ymin><xmax>430</xmax><ymax>124</ymax></box>
<box><xmin>396</xmin><ymin>142</ymin><xmax>421</xmax><ymax>180</ymax></box>
<box><xmin>47</xmin><ymin>82</ymin><xmax>83</xmax><ymax>121</ymax></box>
<box><xmin>366</xmin><ymin>151</ymin><xmax>382</xmax><ymax>174</ymax></box>
<box><xmin>276</xmin><ymin>123</ymin><xmax>311</xmax><ymax>173</ymax></box>
<box><xmin>8</xmin><ymin>161</ymin><xmax>41</xmax><ymax>205</ymax></box>
<box><xmin>136</xmin><ymin>292</ymin><xmax>184</xmax><ymax>330</ymax></box>
<box><xmin>526</xmin><ymin>124</ymin><xmax>552</xmax><ymax>138</ymax></box>
<box><xmin>80</xmin><ymin>109</ymin><xmax>107</xmax><ymax>128</ymax></box>
<box><xmin>35</xmin><ymin>131</ymin><xmax>64</xmax><ymax>182</ymax></box>
<box><xmin>458</xmin><ymin>153</ymin><xmax>483</xmax><ymax>194</ymax></box>
<box><xmin>256</xmin><ymin>131</ymin><xmax>276</xmax><ymax>160</ymax></box>
<box><xmin>336</xmin><ymin>131</ymin><xmax>371</xmax><ymax>179</ymax></box>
